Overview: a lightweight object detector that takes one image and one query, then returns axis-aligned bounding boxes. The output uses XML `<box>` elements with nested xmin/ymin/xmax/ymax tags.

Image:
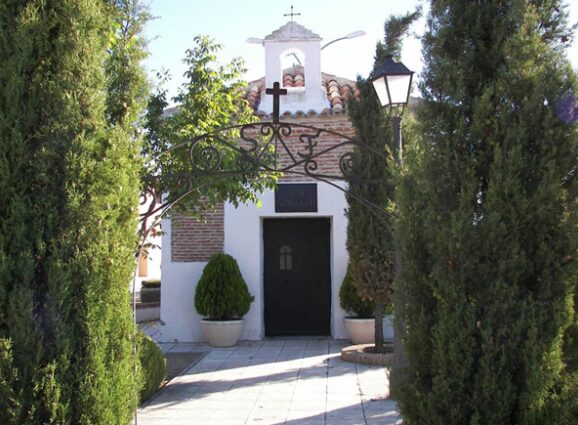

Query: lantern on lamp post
<box><xmin>371</xmin><ymin>54</ymin><xmax>413</xmax><ymax>395</ymax></box>
<box><xmin>371</xmin><ymin>55</ymin><xmax>413</xmax><ymax>164</ymax></box>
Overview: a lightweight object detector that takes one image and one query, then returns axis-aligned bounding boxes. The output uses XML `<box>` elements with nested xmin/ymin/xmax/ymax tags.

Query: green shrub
<box><xmin>139</xmin><ymin>334</ymin><xmax>166</xmax><ymax>402</ymax></box>
<box><xmin>339</xmin><ymin>265</ymin><xmax>374</xmax><ymax>318</ymax></box>
<box><xmin>141</xmin><ymin>279</ymin><xmax>161</xmax><ymax>289</ymax></box>
<box><xmin>194</xmin><ymin>253</ymin><xmax>254</xmax><ymax>320</ymax></box>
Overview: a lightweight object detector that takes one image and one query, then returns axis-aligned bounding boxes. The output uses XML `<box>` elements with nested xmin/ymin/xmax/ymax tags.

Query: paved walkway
<box><xmin>137</xmin><ymin>339</ymin><xmax>401</xmax><ymax>425</ymax></box>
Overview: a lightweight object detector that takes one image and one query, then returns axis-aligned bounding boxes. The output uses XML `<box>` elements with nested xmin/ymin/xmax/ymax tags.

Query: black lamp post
<box><xmin>370</xmin><ymin>55</ymin><xmax>413</xmax><ymax>164</ymax></box>
<box><xmin>370</xmin><ymin>54</ymin><xmax>413</xmax><ymax>396</ymax></box>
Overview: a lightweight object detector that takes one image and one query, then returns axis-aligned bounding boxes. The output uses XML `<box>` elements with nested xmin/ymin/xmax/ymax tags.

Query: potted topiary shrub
<box><xmin>194</xmin><ymin>253</ymin><xmax>254</xmax><ymax>347</ymax></box>
<box><xmin>339</xmin><ymin>265</ymin><xmax>375</xmax><ymax>344</ymax></box>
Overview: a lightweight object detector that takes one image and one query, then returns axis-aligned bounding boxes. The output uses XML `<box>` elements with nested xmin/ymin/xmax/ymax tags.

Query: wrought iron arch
<box><xmin>133</xmin><ymin>84</ymin><xmax>394</xmax><ymax>321</ymax></box>
<box><xmin>139</xmin><ymin>81</ymin><xmax>392</xmax><ymax>235</ymax></box>
<box><xmin>139</xmin><ymin>118</ymin><xmax>392</xmax><ymax>238</ymax></box>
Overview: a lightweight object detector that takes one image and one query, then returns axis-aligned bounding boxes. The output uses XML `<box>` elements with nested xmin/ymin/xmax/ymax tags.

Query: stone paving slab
<box><xmin>136</xmin><ymin>339</ymin><xmax>402</xmax><ymax>425</ymax></box>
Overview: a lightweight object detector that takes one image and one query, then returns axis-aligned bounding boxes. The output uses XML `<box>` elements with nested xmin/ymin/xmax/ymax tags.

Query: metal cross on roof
<box><xmin>265</xmin><ymin>82</ymin><xmax>287</xmax><ymax>123</ymax></box>
<box><xmin>284</xmin><ymin>5</ymin><xmax>301</xmax><ymax>22</ymax></box>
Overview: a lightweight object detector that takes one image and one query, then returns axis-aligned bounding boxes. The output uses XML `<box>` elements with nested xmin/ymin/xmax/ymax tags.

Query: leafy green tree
<box><xmin>144</xmin><ymin>36</ymin><xmax>275</xmax><ymax>218</ymax></box>
<box><xmin>0</xmin><ymin>1</ymin><xmax>148</xmax><ymax>423</ymax></box>
<box><xmin>346</xmin><ymin>10</ymin><xmax>419</xmax><ymax>353</ymax></box>
<box><xmin>396</xmin><ymin>1</ymin><xmax>578</xmax><ymax>424</ymax></box>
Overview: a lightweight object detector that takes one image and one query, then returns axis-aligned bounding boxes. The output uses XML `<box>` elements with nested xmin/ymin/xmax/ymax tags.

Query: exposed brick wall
<box><xmin>269</xmin><ymin>115</ymin><xmax>357</xmax><ymax>183</ymax></box>
<box><xmin>171</xmin><ymin>204</ymin><xmax>224</xmax><ymax>262</ymax></box>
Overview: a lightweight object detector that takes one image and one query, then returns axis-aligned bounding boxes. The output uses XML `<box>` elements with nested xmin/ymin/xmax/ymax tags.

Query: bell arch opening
<box><xmin>280</xmin><ymin>48</ymin><xmax>306</xmax><ymax>90</ymax></box>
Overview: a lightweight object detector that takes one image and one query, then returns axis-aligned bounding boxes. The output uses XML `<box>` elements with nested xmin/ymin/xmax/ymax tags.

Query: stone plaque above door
<box><xmin>275</xmin><ymin>183</ymin><xmax>317</xmax><ymax>213</ymax></box>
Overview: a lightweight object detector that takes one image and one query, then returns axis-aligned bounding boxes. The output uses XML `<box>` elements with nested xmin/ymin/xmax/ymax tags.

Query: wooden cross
<box><xmin>265</xmin><ymin>82</ymin><xmax>287</xmax><ymax>123</ymax></box>
<box><xmin>284</xmin><ymin>5</ymin><xmax>301</xmax><ymax>22</ymax></box>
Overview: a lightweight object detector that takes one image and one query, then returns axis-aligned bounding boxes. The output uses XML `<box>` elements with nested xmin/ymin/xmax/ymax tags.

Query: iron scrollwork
<box><xmin>182</xmin><ymin>121</ymin><xmax>382</xmax><ymax>180</ymax></box>
<box><xmin>138</xmin><ymin>78</ymin><xmax>393</xmax><ymax>252</ymax></box>
<box><xmin>139</xmin><ymin>120</ymin><xmax>389</xmax><ymax>233</ymax></box>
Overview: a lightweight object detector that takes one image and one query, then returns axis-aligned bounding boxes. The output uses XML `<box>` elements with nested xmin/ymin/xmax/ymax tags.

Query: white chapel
<box><xmin>158</xmin><ymin>19</ymin><xmax>363</xmax><ymax>342</ymax></box>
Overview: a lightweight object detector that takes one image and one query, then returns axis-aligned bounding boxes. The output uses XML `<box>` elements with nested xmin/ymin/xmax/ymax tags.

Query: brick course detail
<box><xmin>275</xmin><ymin>116</ymin><xmax>356</xmax><ymax>182</ymax></box>
<box><xmin>171</xmin><ymin>204</ymin><xmax>224</xmax><ymax>262</ymax></box>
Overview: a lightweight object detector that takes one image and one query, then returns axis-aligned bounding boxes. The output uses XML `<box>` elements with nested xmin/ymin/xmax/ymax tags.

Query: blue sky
<box><xmin>144</xmin><ymin>0</ymin><xmax>578</xmax><ymax>102</ymax></box>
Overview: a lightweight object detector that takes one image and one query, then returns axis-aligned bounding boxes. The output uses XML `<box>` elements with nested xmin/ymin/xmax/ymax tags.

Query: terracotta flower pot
<box><xmin>344</xmin><ymin>316</ymin><xmax>395</xmax><ymax>344</ymax></box>
<box><xmin>201</xmin><ymin>319</ymin><xmax>244</xmax><ymax>347</ymax></box>
<box><xmin>344</xmin><ymin>317</ymin><xmax>375</xmax><ymax>344</ymax></box>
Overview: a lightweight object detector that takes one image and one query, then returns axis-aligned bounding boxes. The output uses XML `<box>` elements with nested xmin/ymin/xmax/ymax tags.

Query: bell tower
<box><xmin>258</xmin><ymin>20</ymin><xmax>330</xmax><ymax>115</ymax></box>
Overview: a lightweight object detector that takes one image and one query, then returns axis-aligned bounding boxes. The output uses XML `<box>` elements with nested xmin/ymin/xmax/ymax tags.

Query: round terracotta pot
<box><xmin>344</xmin><ymin>316</ymin><xmax>395</xmax><ymax>344</ymax></box>
<box><xmin>344</xmin><ymin>317</ymin><xmax>375</xmax><ymax>345</ymax></box>
<box><xmin>201</xmin><ymin>319</ymin><xmax>244</xmax><ymax>347</ymax></box>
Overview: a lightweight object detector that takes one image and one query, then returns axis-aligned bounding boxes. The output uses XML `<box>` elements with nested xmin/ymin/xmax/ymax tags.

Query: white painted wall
<box><xmin>158</xmin><ymin>219</ymin><xmax>207</xmax><ymax>342</ymax></box>
<box><xmin>158</xmin><ymin>182</ymin><xmax>350</xmax><ymax>342</ymax></box>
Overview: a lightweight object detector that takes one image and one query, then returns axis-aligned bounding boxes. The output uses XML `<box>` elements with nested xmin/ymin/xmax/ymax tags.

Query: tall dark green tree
<box><xmin>346</xmin><ymin>79</ymin><xmax>393</xmax><ymax>353</ymax></box>
<box><xmin>0</xmin><ymin>1</ymin><xmax>148</xmax><ymax>423</ymax></box>
<box><xmin>346</xmin><ymin>10</ymin><xmax>419</xmax><ymax>353</ymax></box>
<box><xmin>397</xmin><ymin>1</ymin><xmax>578</xmax><ymax>423</ymax></box>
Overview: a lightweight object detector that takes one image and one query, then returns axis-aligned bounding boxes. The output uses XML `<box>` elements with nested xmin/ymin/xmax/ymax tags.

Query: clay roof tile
<box><xmin>246</xmin><ymin>69</ymin><xmax>359</xmax><ymax>116</ymax></box>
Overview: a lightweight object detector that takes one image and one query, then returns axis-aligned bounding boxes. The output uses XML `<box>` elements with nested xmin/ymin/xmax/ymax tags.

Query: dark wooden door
<box><xmin>264</xmin><ymin>218</ymin><xmax>331</xmax><ymax>336</ymax></box>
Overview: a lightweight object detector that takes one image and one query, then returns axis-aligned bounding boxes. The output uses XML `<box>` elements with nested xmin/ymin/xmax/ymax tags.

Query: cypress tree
<box><xmin>346</xmin><ymin>11</ymin><xmax>419</xmax><ymax>353</ymax></box>
<box><xmin>0</xmin><ymin>1</ymin><xmax>147</xmax><ymax>423</ymax></box>
<box><xmin>346</xmin><ymin>77</ymin><xmax>394</xmax><ymax>353</ymax></box>
<box><xmin>397</xmin><ymin>1</ymin><xmax>578</xmax><ymax>423</ymax></box>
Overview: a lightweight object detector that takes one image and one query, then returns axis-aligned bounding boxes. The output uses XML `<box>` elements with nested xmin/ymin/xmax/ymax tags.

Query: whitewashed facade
<box><xmin>156</xmin><ymin>21</ymin><xmax>360</xmax><ymax>342</ymax></box>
